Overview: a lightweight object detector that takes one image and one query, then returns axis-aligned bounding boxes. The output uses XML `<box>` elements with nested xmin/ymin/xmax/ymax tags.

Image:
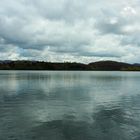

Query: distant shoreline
<box><xmin>0</xmin><ymin>60</ymin><xmax>140</xmax><ymax>71</ymax></box>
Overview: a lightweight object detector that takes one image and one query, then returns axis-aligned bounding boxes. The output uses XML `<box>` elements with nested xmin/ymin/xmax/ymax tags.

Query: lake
<box><xmin>0</xmin><ymin>71</ymin><xmax>140</xmax><ymax>140</ymax></box>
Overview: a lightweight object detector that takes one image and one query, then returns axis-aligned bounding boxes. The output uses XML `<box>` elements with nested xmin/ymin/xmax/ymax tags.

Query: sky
<box><xmin>0</xmin><ymin>0</ymin><xmax>140</xmax><ymax>63</ymax></box>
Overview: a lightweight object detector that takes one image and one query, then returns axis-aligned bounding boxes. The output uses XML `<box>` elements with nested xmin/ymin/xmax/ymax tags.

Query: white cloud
<box><xmin>121</xmin><ymin>6</ymin><xmax>137</xmax><ymax>16</ymax></box>
<box><xmin>0</xmin><ymin>0</ymin><xmax>140</xmax><ymax>63</ymax></box>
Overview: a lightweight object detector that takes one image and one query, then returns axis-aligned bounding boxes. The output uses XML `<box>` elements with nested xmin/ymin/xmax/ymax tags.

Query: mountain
<box><xmin>0</xmin><ymin>60</ymin><xmax>139</xmax><ymax>71</ymax></box>
<box><xmin>133</xmin><ymin>63</ymin><xmax>140</xmax><ymax>66</ymax></box>
<box><xmin>0</xmin><ymin>60</ymin><xmax>12</xmax><ymax>64</ymax></box>
<box><xmin>88</xmin><ymin>61</ymin><xmax>132</xmax><ymax>71</ymax></box>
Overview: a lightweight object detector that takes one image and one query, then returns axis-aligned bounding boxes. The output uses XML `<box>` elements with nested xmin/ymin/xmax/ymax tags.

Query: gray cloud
<box><xmin>0</xmin><ymin>0</ymin><xmax>140</xmax><ymax>63</ymax></box>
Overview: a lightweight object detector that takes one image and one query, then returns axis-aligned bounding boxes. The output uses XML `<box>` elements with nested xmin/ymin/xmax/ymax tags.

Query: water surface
<box><xmin>0</xmin><ymin>71</ymin><xmax>140</xmax><ymax>140</ymax></box>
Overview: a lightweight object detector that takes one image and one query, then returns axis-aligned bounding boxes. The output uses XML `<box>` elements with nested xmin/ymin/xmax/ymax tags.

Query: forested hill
<box><xmin>0</xmin><ymin>60</ymin><xmax>140</xmax><ymax>71</ymax></box>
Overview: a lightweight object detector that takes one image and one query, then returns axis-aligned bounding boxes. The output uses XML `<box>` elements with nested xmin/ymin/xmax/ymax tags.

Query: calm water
<box><xmin>0</xmin><ymin>71</ymin><xmax>140</xmax><ymax>140</ymax></box>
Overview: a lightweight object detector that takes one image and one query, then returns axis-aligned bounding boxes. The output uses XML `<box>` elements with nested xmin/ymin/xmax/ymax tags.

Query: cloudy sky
<box><xmin>0</xmin><ymin>0</ymin><xmax>140</xmax><ymax>63</ymax></box>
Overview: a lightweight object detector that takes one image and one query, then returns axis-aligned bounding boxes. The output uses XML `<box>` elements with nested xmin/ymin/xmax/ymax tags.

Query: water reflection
<box><xmin>27</xmin><ymin>106</ymin><xmax>138</xmax><ymax>140</ymax></box>
<box><xmin>0</xmin><ymin>71</ymin><xmax>140</xmax><ymax>140</ymax></box>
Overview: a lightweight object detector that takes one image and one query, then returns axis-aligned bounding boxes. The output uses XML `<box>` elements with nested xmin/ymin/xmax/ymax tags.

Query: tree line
<box><xmin>0</xmin><ymin>60</ymin><xmax>140</xmax><ymax>71</ymax></box>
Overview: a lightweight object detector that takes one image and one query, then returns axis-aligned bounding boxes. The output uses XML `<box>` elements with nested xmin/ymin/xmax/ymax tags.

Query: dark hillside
<box><xmin>88</xmin><ymin>61</ymin><xmax>132</xmax><ymax>71</ymax></box>
<box><xmin>0</xmin><ymin>60</ymin><xmax>139</xmax><ymax>71</ymax></box>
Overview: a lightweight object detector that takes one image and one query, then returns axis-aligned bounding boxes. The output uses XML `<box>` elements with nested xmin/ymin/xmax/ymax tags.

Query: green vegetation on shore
<box><xmin>0</xmin><ymin>60</ymin><xmax>140</xmax><ymax>71</ymax></box>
